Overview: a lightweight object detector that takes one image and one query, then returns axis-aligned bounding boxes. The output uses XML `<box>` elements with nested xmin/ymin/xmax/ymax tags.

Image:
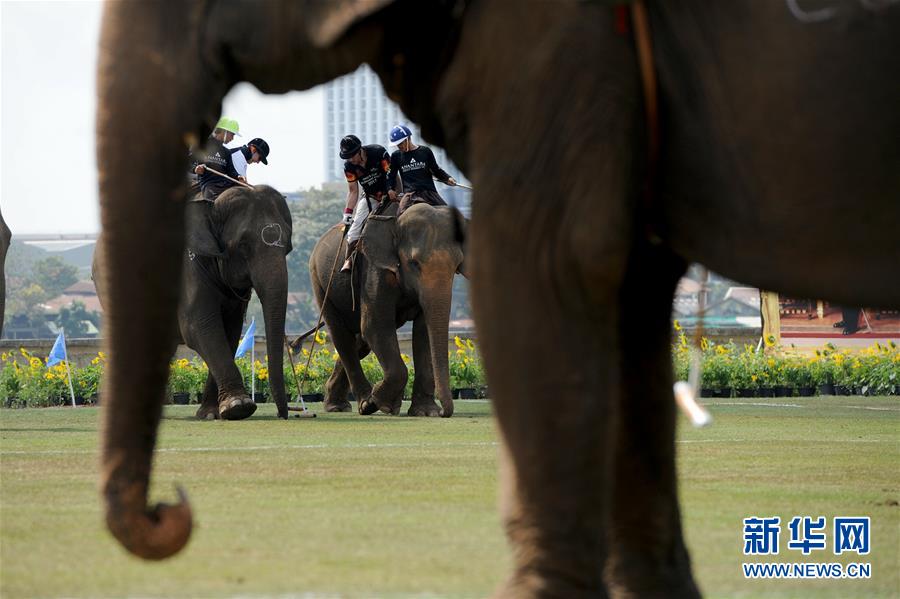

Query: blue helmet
<box><xmin>389</xmin><ymin>124</ymin><xmax>412</xmax><ymax>147</ymax></box>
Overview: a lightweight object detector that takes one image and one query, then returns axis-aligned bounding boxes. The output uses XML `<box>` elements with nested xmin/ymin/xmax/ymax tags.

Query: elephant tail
<box><xmin>289</xmin><ymin>325</ymin><xmax>321</xmax><ymax>351</ymax></box>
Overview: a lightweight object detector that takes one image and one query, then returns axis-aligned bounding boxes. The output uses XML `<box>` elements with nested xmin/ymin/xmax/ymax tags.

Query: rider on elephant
<box><xmin>386</xmin><ymin>124</ymin><xmax>457</xmax><ymax>215</ymax></box>
<box><xmin>194</xmin><ymin>136</ymin><xmax>270</xmax><ymax>201</ymax></box>
<box><xmin>188</xmin><ymin>133</ymin><xmax>270</xmax><ymax>256</ymax></box>
<box><xmin>188</xmin><ymin>117</ymin><xmax>240</xmax><ymax>194</ymax></box>
<box><xmin>339</xmin><ymin>134</ymin><xmax>391</xmax><ymax>272</ymax></box>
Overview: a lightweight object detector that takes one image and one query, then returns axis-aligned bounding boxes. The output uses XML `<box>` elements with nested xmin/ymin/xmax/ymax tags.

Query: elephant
<box><xmin>93</xmin><ymin>185</ymin><xmax>293</xmax><ymax>421</ymax></box>
<box><xmin>301</xmin><ymin>202</ymin><xmax>465</xmax><ymax>418</ymax></box>
<box><xmin>94</xmin><ymin>0</ymin><xmax>900</xmax><ymax>595</ymax></box>
<box><xmin>0</xmin><ymin>209</ymin><xmax>10</xmax><ymax>338</ymax></box>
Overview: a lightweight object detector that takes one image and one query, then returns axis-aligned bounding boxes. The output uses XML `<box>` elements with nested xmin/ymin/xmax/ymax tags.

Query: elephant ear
<box><xmin>306</xmin><ymin>0</ymin><xmax>397</xmax><ymax>47</ymax></box>
<box><xmin>359</xmin><ymin>215</ymin><xmax>399</xmax><ymax>276</ymax></box>
<box><xmin>184</xmin><ymin>201</ymin><xmax>224</xmax><ymax>258</ymax></box>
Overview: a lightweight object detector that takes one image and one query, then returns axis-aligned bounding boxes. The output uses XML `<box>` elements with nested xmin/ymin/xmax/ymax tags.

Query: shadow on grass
<box><xmin>161</xmin><ymin>406</ymin><xmax>495</xmax><ymax>422</ymax></box>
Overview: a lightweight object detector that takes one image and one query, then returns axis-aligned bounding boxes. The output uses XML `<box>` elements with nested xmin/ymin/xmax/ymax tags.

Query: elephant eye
<box><xmin>407</xmin><ymin>259</ymin><xmax>420</xmax><ymax>271</ymax></box>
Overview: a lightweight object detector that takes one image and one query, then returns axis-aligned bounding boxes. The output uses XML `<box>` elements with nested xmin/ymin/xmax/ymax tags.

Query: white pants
<box><xmin>346</xmin><ymin>196</ymin><xmax>372</xmax><ymax>243</ymax></box>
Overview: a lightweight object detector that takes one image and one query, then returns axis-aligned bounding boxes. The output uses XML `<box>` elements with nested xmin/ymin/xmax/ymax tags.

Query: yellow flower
<box><xmin>764</xmin><ymin>335</ymin><xmax>776</xmax><ymax>347</ymax></box>
<box><xmin>302</xmin><ymin>348</ymin><xmax>310</xmax><ymax>357</ymax></box>
<box><xmin>1</xmin><ymin>352</ymin><xmax>7</xmax><ymax>361</ymax></box>
<box><xmin>314</xmin><ymin>330</ymin><xmax>326</xmax><ymax>345</ymax></box>
<box><xmin>751</xmin><ymin>375</ymin><xmax>758</xmax><ymax>382</ymax></box>
<box><xmin>715</xmin><ymin>345</ymin><xmax>727</xmax><ymax>355</ymax></box>
<box><xmin>767</xmin><ymin>358</ymin><xmax>775</xmax><ymax>367</ymax></box>
<box><xmin>466</xmin><ymin>339</ymin><xmax>475</xmax><ymax>351</ymax></box>
<box><xmin>454</xmin><ymin>336</ymin><xmax>465</xmax><ymax>350</ymax></box>
<box><xmin>320</xmin><ymin>348</ymin><xmax>330</xmax><ymax>356</ymax></box>
<box><xmin>700</xmin><ymin>338</ymin><xmax>709</xmax><ymax>351</ymax></box>
<box><xmin>456</xmin><ymin>349</ymin><xmax>465</xmax><ymax>356</ymax></box>
<box><xmin>673</xmin><ymin>320</ymin><xmax>682</xmax><ymax>331</ymax></box>
<box><xmin>400</xmin><ymin>353</ymin><xmax>411</xmax><ymax>364</ymax></box>
<box><xmin>91</xmin><ymin>357</ymin><xmax>100</xmax><ymax>365</ymax></box>
<box><xmin>44</xmin><ymin>372</ymin><xmax>55</xmax><ymax>380</ymax></box>
<box><xmin>29</xmin><ymin>358</ymin><xmax>42</xmax><ymax>369</ymax></box>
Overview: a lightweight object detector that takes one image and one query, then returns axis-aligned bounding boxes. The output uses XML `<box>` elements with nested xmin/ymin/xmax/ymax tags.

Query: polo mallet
<box><xmin>203</xmin><ymin>166</ymin><xmax>253</xmax><ymax>189</ymax></box>
<box><xmin>434</xmin><ymin>177</ymin><xmax>473</xmax><ymax>191</ymax></box>
<box><xmin>284</xmin><ymin>336</ymin><xmax>316</xmax><ymax>418</ymax></box>
<box><xmin>673</xmin><ymin>267</ymin><xmax>712</xmax><ymax>427</ymax></box>
<box><xmin>286</xmin><ymin>225</ymin><xmax>347</xmax><ymax>416</ymax></box>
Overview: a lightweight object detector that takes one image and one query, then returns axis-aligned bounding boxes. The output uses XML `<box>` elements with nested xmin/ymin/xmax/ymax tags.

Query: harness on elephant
<box><xmin>616</xmin><ymin>0</ymin><xmax>712</xmax><ymax>426</ymax></box>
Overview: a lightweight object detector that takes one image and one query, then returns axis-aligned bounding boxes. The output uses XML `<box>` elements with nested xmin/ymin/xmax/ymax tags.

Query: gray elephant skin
<box><xmin>93</xmin><ymin>185</ymin><xmax>293</xmax><ymax>424</ymax></box>
<box><xmin>306</xmin><ymin>203</ymin><xmax>465</xmax><ymax>418</ymax></box>
<box><xmin>94</xmin><ymin>1</ymin><xmax>900</xmax><ymax>596</ymax></box>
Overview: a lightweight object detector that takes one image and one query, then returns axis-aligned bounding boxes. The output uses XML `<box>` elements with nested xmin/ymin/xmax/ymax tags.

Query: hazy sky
<box><xmin>1</xmin><ymin>1</ymin><xmax>325</xmax><ymax>235</ymax></box>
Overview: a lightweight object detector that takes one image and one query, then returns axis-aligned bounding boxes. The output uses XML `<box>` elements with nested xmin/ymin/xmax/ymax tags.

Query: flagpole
<box><xmin>60</xmin><ymin>328</ymin><xmax>76</xmax><ymax>407</ymax></box>
<box><xmin>251</xmin><ymin>337</ymin><xmax>255</xmax><ymax>401</ymax></box>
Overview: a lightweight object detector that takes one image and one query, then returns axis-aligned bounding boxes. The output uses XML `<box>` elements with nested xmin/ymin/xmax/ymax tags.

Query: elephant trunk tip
<box><xmin>105</xmin><ymin>484</ymin><xmax>193</xmax><ymax>560</ymax></box>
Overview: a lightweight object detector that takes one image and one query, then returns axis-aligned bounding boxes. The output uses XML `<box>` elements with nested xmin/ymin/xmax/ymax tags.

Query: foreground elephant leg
<box><xmin>195</xmin><ymin>373</ymin><xmax>219</xmax><ymax>420</ymax></box>
<box><xmin>323</xmin><ymin>361</ymin><xmax>353</xmax><ymax>412</ymax></box>
<box><xmin>606</xmin><ymin>247</ymin><xmax>699</xmax><ymax>598</ymax></box>
<box><xmin>360</xmin><ymin>313</ymin><xmax>406</xmax><ymax>416</ymax></box>
<box><xmin>408</xmin><ymin>313</ymin><xmax>440</xmax><ymax>417</ymax></box>
<box><xmin>323</xmin><ymin>340</ymin><xmax>370</xmax><ymax>412</ymax></box>
<box><xmin>324</xmin><ymin>309</ymin><xmax>374</xmax><ymax>414</ymax></box>
<box><xmin>470</xmin><ymin>212</ymin><xmax>626</xmax><ymax>597</ymax></box>
<box><xmin>188</xmin><ymin>313</ymin><xmax>255</xmax><ymax>421</ymax></box>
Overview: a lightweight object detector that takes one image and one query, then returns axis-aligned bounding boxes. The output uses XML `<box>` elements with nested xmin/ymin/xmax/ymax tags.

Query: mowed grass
<box><xmin>0</xmin><ymin>396</ymin><xmax>897</xmax><ymax>598</ymax></box>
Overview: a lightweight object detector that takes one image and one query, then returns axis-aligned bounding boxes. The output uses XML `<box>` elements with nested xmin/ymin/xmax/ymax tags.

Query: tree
<box><xmin>56</xmin><ymin>300</ymin><xmax>101</xmax><ymax>338</ymax></box>
<box><xmin>32</xmin><ymin>257</ymin><xmax>78</xmax><ymax>299</ymax></box>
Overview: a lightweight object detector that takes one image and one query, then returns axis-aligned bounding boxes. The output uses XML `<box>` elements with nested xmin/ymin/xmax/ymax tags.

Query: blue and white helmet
<box><xmin>389</xmin><ymin>124</ymin><xmax>412</xmax><ymax>147</ymax></box>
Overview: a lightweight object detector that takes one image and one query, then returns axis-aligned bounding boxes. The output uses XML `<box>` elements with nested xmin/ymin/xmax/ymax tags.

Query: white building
<box><xmin>323</xmin><ymin>66</ymin><xmax>470</xmax><ymax>213</ymax></box>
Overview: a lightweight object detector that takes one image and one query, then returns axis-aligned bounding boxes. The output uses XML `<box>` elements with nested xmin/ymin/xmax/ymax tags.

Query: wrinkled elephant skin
<box><xmin>96</xmin><ymin>1</ymin><xmax>900</xmax><ymax>596</ymax></box>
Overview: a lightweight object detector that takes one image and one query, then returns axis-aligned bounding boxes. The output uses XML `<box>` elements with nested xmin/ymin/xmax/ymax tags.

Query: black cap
<box><xmin>339</xmin><ymin>134</ymin><xmax>362</xmax><ymax>159</ymax></box>
<box><xmin>249</xmin><ymin>138</ymin><xmax>270</xmax><ymax>165</ymax></box>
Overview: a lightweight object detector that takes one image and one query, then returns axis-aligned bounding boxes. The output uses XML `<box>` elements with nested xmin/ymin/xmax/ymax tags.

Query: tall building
<box><xmin>323</xmin><ymin>65</ymin><xmax>470</xmax><ymax>213</ymax></box>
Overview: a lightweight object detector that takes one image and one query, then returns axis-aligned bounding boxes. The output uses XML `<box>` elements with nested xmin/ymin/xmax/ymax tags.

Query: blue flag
<box><xmin>47</xmin><ymin>331</ymin><xmax>67</xmax><ymax>367</ymax></box>
<box><xmin>235</xmin><ymin>318</ymin><xmax>256</xmax><ymax>358</ymax></box>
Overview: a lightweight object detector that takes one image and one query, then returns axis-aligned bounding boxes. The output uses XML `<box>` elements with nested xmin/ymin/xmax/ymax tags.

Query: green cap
<box><xmin>214</xmin><ymin>117</ymin><xmax>241</xmax><ymax>136</ymax></box>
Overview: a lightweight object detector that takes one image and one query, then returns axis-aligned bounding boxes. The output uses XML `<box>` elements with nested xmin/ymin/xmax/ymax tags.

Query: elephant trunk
<box><xmin>96</xmin><ymin>1</ymin><xmax>221</xmax><ymax>559</ymax></box>
<box><xmin>253</xmin><ymin>258</ymin><xmax>289</xmax><ymax>419</ymax></box>
<box><xmin>420</xmin><ymin>277</ymin><xmax>455</xmax><ymax>417</ymax></box>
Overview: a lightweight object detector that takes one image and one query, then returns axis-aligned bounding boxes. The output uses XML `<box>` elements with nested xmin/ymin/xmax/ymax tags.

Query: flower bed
<box><xmin>1</xmin><ymin>334</ymin><xmax>896</xmax><ymax>407</ymax></box>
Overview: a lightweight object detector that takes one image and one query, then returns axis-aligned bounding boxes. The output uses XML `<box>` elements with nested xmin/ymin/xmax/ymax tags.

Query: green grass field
<box><xmin>1</xmin><ymin>397</ymin><xmax>897</xmax><ymax>598</ymax></box>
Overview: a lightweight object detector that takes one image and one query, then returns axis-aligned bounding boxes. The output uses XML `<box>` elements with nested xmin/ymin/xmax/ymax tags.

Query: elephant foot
<box><xmin>408</xmin><ymin>399</ymin><xmax>441</xmax><ymax>417</ymax></box>
<box><xmin>358</xmin><ymin>395</ymin><xmax>400</xmax><ymax>416</ymax></box>
<box><xmin>323</xmin><ymin>400</ymin><xmax>352</xmax><ymax>413</ymax></box>
<box><xmin>219</xmin><ymin>394</ymin><xmax>257</xmax><ymax>420</ymax></box>
<box><xmin>439</xmin><ymin>399</ymin><xmax>454</xmax><ymax>418</ymax></box>
<box><xmin>195</xmin><ymin>404</ymin><xmax>219</xmax><ymax>420</ymax></box>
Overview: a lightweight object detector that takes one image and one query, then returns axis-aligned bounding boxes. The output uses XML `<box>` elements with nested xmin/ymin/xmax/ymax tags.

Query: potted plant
<box><xmin>700</xmin><ymin>345</ymin><xmax>731</xmax><ymax>397</ymax></box>
<box><xmin>0</xmin><ymin>352</ymin><xmax>22</xmax><ymax>408</ymax></box>
<box><xmin>254</xmin><ymin>360</ymin><xmax>270</xmax><ymax>402</ymax></box>
<box><xmin>730</xmin><ymin>347</ymin><xmax>761</xmax><ymax>398</ymax></box>
<box><xmin>450</xmin><ymin>337</ymin><xmax>482</xmax><ymax>399</ymax></box>
<box><xmin>809</xmin><ymin>349</ymin><xmax>835</xmax><ymax>395</ymax></box>
<box><xmin>169</xmin><ymin>358</ymin><xmax>195</xmax><ymax>404</ymax></box>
